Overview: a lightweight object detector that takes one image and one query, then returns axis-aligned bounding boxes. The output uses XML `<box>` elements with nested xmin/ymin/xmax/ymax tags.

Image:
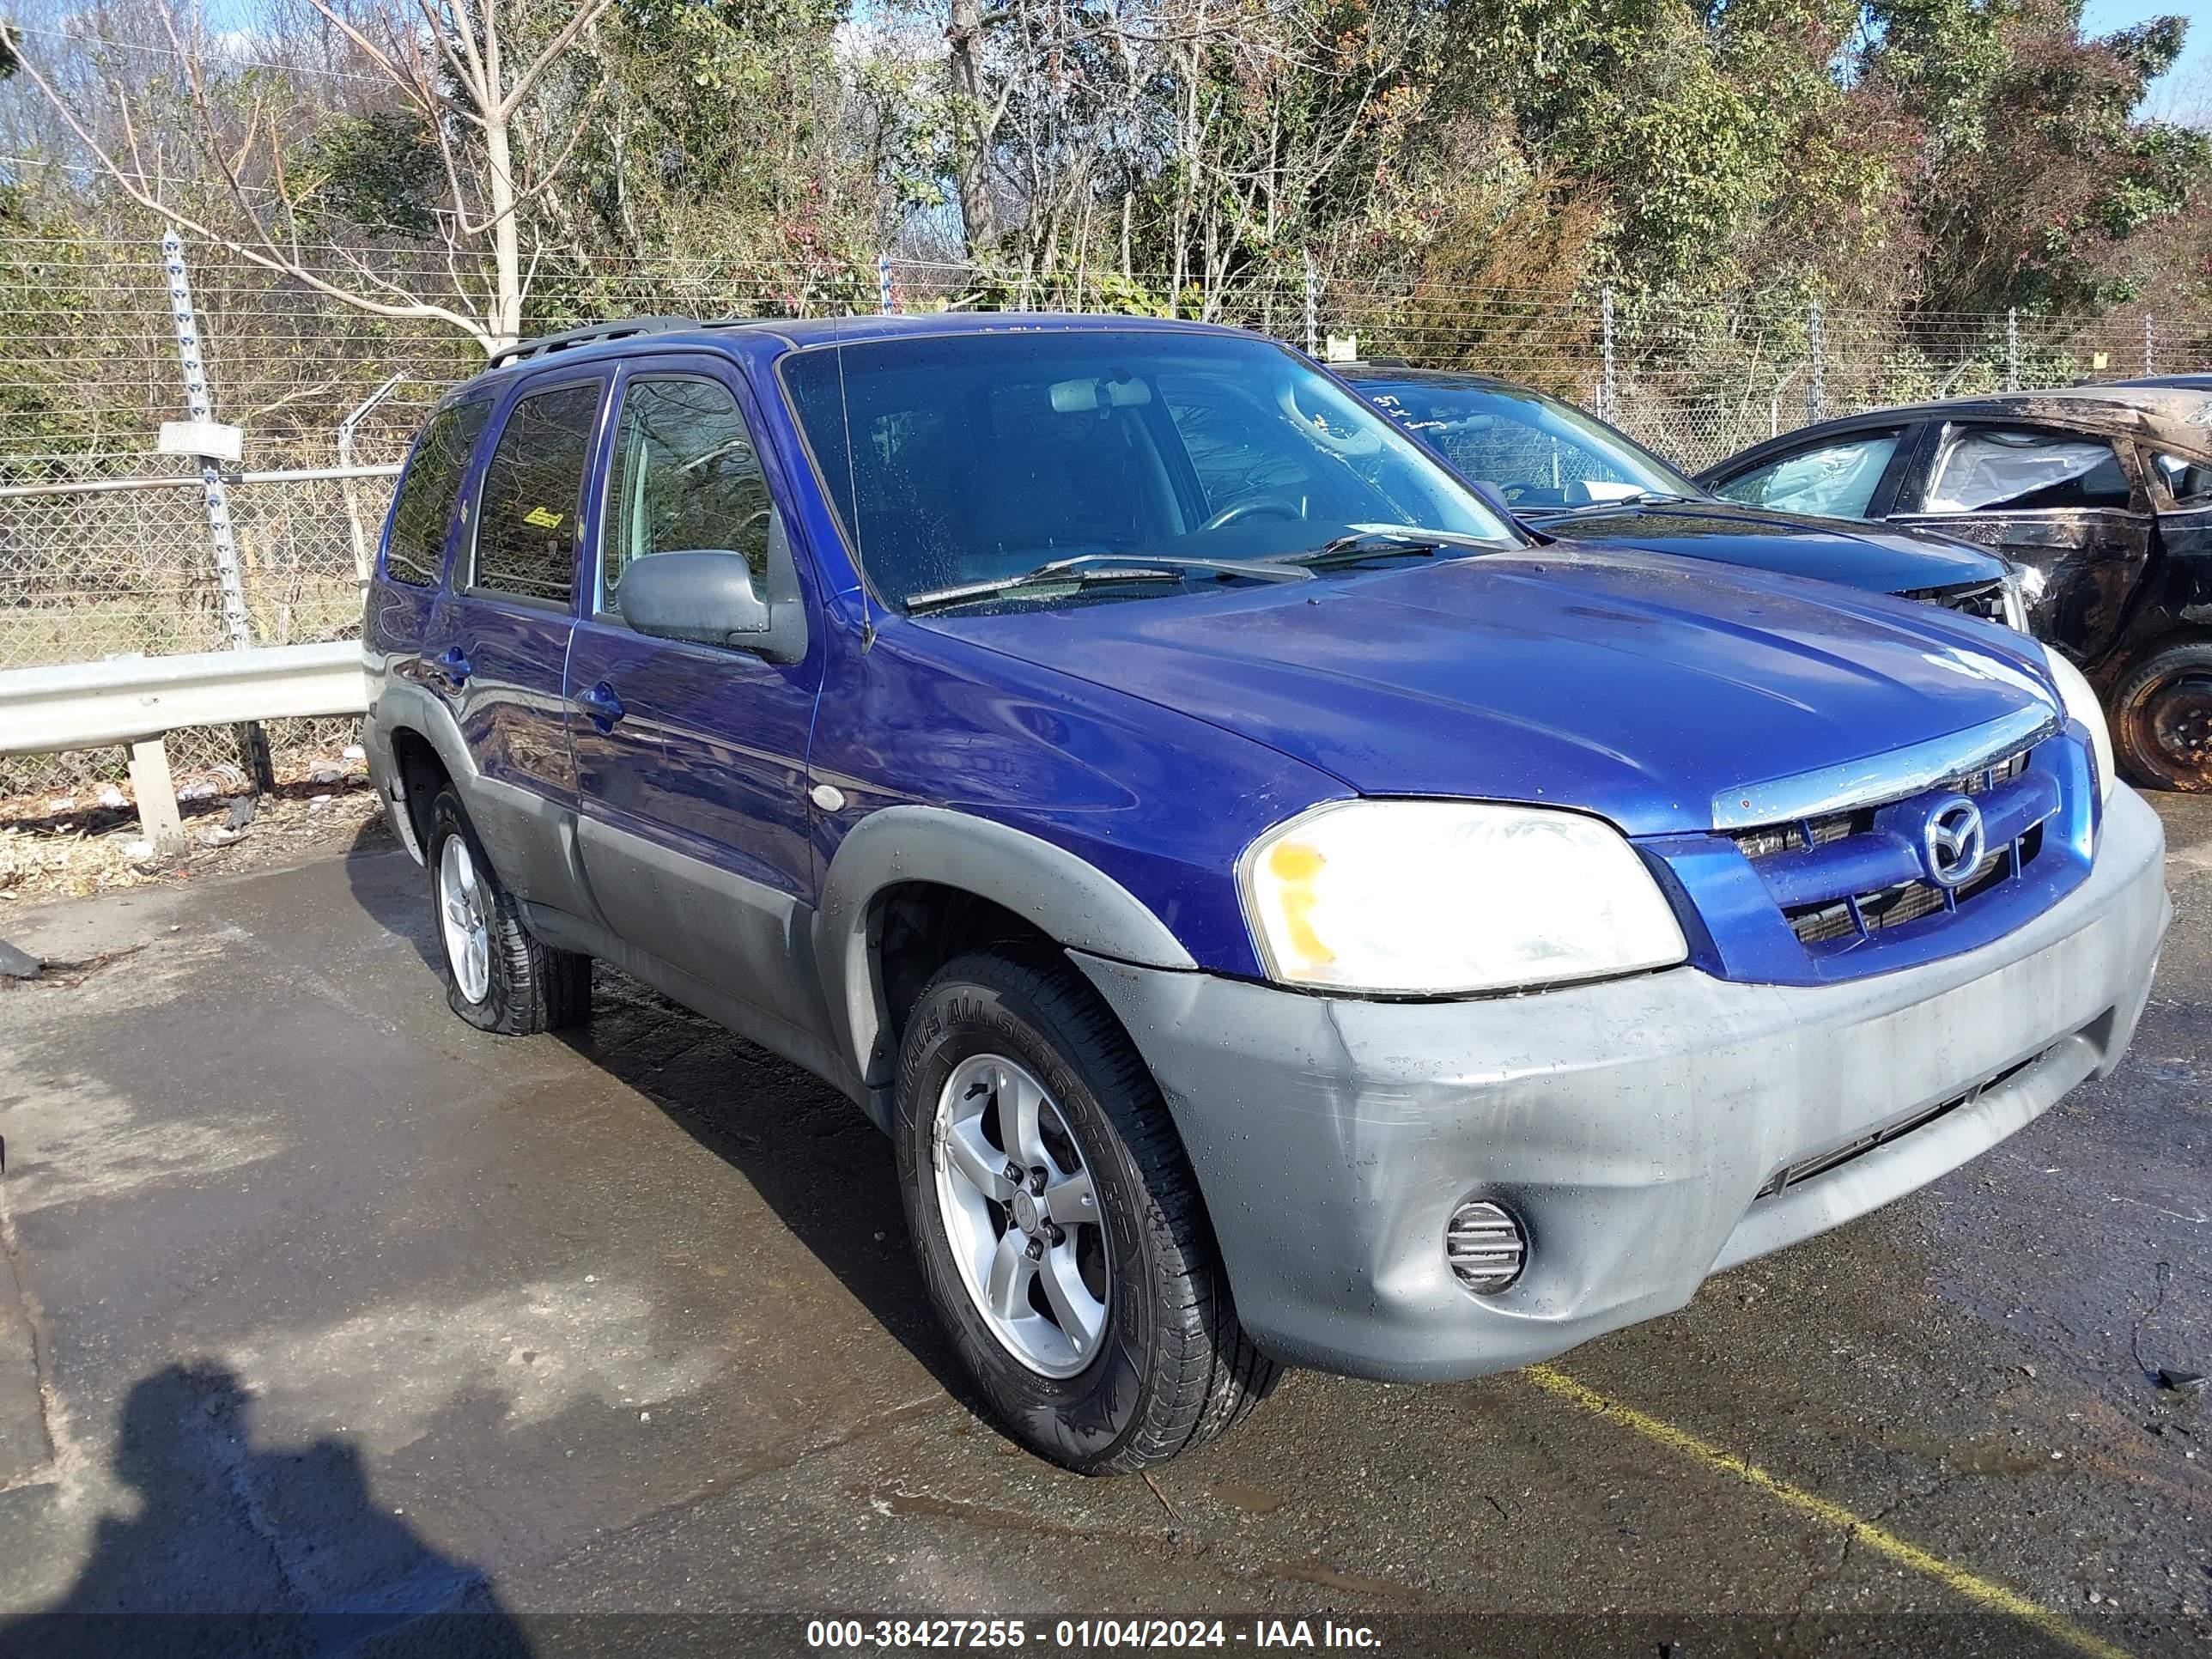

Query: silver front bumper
<box><xmin>1073</xmin><ymin>786</ymin><xmax>2171</xmax><ymax>1382</ymax></box>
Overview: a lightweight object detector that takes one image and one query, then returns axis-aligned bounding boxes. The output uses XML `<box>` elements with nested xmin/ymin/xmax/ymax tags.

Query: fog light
<box><xmin>1445</xmin><ymin>1200</ymin><xmax>1526</xmax><ymax>1295</ymax></box>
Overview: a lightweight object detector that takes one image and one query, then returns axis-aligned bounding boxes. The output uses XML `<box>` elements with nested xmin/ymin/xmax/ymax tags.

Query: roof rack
<box><xmin>487</xmin><ymin>315</ymin><xmax>703</xmax><ymax>370</ymax></box>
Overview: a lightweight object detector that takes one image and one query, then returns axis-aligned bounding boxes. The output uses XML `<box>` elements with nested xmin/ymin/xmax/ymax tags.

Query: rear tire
<box><xmin>425</xmin><ymin>787</ymin><xmax>591</xmax><ymax>1034</ymax></box>
<box><xmin>895</xmin><ymin>946</ymin><xmax>1278</xmax><ymax>1473</ymax></box>
<box><xmin>2112</xmin><ymin>641</ymin><xmax>2212</xmax><ymax>792</ymax></box>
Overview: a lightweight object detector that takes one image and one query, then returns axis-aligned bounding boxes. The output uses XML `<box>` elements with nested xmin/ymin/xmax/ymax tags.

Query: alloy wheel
<box><xmin>933</xmin><ymin>1053</ymin><xmax>1110</xmax><ymax>1377</ymax></box>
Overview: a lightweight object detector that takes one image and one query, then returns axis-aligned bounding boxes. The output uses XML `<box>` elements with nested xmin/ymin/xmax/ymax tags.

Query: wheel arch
<box><xmin>364</xmin><ymin>679</ymin><xmax>483</xmax><ymax>865</ymax></box>
<box><xmin>814</xmin><ymin>806</ymin><xmax>1197</xmax><ymax>1124</ymax></box>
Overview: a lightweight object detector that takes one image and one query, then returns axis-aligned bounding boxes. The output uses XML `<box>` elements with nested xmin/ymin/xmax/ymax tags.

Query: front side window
<box><xmin>781</xmin><ymin>330</ymin><xmax>1511</xmax><ymax>607</ymax></box>
<box><xmin>1358</xmin><ymin>380</ymin><xmax>1693</xmax><ymax>506</ymax></box>
<box><xmin>1711</xmin><ymin>430</ymin><xmax>1902</xmax><ymax>520</ymax></box>
<box><xmin>602</xmin><ymin>377</ymin><xmax>772</xmax><ymax>616</ymax></box>
<box><xmin>1924</xmin><ymin>426</ymin><xmax>2133</xmax><ymax>513</ymax></box>
<box><xmin>385</xmin><ymin>400</ymin><xmax>488</xmax><ymax>586</ymax></box>
<box><xmin>471</xmin><ymin>380</ymin><xmax>604</xmax><ymax>606</ymax></box>
<box><xmin>2153</xmin><ymin>450</ymin><xmax>2212</xmax><ymax>507</ymax></box>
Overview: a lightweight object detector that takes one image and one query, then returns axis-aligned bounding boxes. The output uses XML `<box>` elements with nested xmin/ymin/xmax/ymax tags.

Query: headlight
<box><xmin>1999</xmin><ymin>570</ymin><xmax>2031</xmax><ymax>633</ymax></box>
<box><xmin>2043</xmin><ymin>648</ymin><xmax>2113</xmax><ymax>805</ymax></box>
<box><xmin>1239</xmin><ymin>799</ymin><xmax>1689</xmax><ymax>996</ymax></box>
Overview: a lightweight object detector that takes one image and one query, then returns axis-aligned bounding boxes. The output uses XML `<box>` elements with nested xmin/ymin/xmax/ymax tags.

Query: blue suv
<box><xmin>362</xmin><ymin>314</ymin><xmax>2169</xmax><ymax>1473</ymax></box>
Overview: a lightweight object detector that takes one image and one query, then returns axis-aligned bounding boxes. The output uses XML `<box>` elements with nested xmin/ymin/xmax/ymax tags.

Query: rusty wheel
<box><xmin>2114</xmin><ymin>641</ymin><xmax>2212</xmax><ymax>792</ymax></box>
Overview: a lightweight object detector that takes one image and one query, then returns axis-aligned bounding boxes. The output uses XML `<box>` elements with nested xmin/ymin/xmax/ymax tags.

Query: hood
<box><xmin>925</xmin><ymin>547</ymin><xmax>2058</xmax><ymax>838</ymax></box>
<box><xmin>1515</xmin><ymin>501</ymin><xmax>2008</xmax><ymax>594</ymax></box>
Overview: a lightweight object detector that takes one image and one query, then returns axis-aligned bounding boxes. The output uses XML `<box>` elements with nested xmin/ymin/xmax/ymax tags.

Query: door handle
<box><xmin>576</xmin><ymin>681</ymin><xmax>625</xmax><ymax>730</ymax></box>
<box><xmin>433</xmin><ymin>646</ymin><xmax>472</xmax><ymax>685</ymax></box>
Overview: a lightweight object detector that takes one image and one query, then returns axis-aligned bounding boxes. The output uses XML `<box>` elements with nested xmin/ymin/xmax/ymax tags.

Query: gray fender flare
<box><xmin>363</xmin><ymin>678</ymin><xmax>484</xmax><ymax>862</ymax></box>
<box><xmin>813</xmin><ymin>805</ymin><xmax>1198</xmax><ymax>1092</ymax></box>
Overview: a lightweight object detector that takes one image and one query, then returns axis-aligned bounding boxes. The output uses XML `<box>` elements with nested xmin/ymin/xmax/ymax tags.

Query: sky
<box><xmin>2082</xmin><ymin>0</ymin><xmax>2212</xmax><ymax>121</ymax></box>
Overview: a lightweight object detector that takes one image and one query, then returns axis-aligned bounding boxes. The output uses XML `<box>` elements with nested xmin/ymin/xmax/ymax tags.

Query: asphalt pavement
<box><xmin>0</xmin><ymin>799</ymin><xmax>2206</xmax><ymax>1658</ymax></box>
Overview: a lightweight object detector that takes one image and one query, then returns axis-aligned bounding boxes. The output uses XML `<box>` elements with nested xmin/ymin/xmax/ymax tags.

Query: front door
<box><xmin>420</xmin><ymin>373</ymin><xmax>608</xmax><ymax>919</ymax></box>
<box><xmin>564</xmin><ymin>359</ymin><xmax>825</xmax><ymax>1033</ymax></box>
<box><xmin>1887</xmin><ymin>421</ymin><xmax>2157</xmax><ymax>669</ymax></box>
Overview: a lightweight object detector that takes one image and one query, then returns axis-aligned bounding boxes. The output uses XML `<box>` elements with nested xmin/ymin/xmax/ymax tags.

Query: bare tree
<box><xmin>2</xmin><ymin>0</ymin><xmax>613</xmax><ymax>353</ymax></box>
<box><xmin>945</xmin><ymin>0</ymin><xmax>1009</xmax><ymax>255</ymax></box>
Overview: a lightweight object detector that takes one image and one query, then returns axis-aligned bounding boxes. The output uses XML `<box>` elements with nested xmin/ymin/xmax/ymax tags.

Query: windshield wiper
<box><xmin>904</xmin><ymin>551</ymin><xmax>1310</xmax><ymax>615</ymax></box>
<box><xmin>1539</xmin><ymin>490</ymin><xmax>1699</xmax><ymax>512</ymax></box>
<box><xmin>1277</xmin><ymin>523</ymin><xmax>1507</xmax><ymax>568</ymax></box>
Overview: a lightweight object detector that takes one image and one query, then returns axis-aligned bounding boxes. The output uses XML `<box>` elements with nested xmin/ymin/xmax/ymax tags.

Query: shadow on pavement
<box><xmin>344</xmin><ymin>818</ymin><xmax>445</xmax><ymax>975</ymax></box>
<box><xmin>0</xmin><ymin>1361</ymin><xmax>529</xmax><ymax>1659</ymax></box>
<box><xmin>337</xmin><ymin>823</ymin><xmax>983</xmax><ymax>1419</ymax></box>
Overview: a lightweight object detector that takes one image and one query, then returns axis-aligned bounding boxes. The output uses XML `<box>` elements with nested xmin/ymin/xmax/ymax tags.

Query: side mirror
<box><xmin>617</xmin><ymin>550</ymin><xmax>770</xmax><ymax>647</ymax></box>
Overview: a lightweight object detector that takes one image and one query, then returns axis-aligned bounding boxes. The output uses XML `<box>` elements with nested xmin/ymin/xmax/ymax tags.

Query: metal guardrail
<box><xmin>0</xmin><ymin>641</ymin><xmax>368</xmax><ymax>849</ymax></box>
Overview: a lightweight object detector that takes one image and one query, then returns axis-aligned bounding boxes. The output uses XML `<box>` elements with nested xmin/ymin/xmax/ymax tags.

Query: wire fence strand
<box><xmin>4</xmin><ymin>232</ymin><xmax>2208</xmax><ymax>795</ymax></box>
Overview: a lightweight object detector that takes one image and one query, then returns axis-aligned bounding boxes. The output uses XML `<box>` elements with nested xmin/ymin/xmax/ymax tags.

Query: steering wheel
<box><xmin>1200</xmin><ymin>495</ymin><xmax>1302</xmax><ymax>532</ymax></box>
<box><xmin>1277</xmin><ymin>380</ymin><xmax>1382</xmax><ymax>457</ymax></box>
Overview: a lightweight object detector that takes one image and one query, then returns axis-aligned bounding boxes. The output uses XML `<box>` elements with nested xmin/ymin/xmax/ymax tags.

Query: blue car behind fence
<box><xmin>362</xmin><ymin>313</ymin><xmax>2168</xmax><ymax>1473</ymax></box>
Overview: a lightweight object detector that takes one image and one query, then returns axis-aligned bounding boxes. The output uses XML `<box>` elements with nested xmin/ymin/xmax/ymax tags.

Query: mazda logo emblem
<box><xmin>1923</xmin><ymin>797</ymin><xmax>1986</xmax><ymax>889</ymax></box>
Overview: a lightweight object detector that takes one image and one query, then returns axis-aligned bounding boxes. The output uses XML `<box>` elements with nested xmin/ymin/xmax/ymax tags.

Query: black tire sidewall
<box><xmin>2114</xmin><ymin>644</ymin><xmax>2212</xmax><ymax>792</ymax></box>
<box><xmin>426</xmin><ymin>790</ymin><xmax>524</xmax><ymax>1030</ymax></box>
<box><xmin>896</xmin><ymin>967</ymin><xmax>1163</xmax><ymax>1473</ymax></box>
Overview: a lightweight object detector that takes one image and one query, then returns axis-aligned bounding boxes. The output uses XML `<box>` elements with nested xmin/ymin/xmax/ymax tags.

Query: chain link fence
<box><xmin>5</xmin><ymin>230</ymin><xmax>2211</xmax><ymax>798</ymax></box>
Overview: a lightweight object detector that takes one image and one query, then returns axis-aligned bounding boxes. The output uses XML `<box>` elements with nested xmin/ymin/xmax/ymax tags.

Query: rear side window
<box><xmin>1711</xmin><ymin>430</ymin><xmax>1902</xmax><ymax>520</ymax></box>
<box><xmin>384</xmin><ymin>401</ymin><xmax>487</xmax><ymax>586</ymax></box>
<box><xmin>602</xmin><ymin>377</ymin><xmax>772</xmax><ymax>613</ymax></box>
<box><xmin>1925</xmin><ymin>426</ymin><xmax>2133</xmax><ymax>513</ymax></box>
<box><xmin>471</xmin><ymin>381</ymin><xmax>605</xmax><ymax>606</ymax></box>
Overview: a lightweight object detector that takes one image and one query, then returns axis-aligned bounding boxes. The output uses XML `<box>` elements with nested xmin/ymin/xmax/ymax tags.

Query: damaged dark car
<box><xmin>1700</xmin><ymin>386</ymin><xmax>2212</xmax><ymax>791</ymax></box>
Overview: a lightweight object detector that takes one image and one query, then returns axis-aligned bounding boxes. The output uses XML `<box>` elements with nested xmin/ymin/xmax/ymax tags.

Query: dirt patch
<box><xmin>0</xmin><ymin>778</ymin><xmax>388</xmax><ymax>903</ymax></box>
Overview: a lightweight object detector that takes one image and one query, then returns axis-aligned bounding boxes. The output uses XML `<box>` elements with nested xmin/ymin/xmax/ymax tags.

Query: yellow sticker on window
<box><xmin>523</xmin><ymin>506</ymin><xmax>565</xmax><ymax>529</ymax></box>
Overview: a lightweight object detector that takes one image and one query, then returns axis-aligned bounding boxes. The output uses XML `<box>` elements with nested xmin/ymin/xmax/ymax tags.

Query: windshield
<box><xmin>780</xmin><ymin>330</ymin><xmax>1514</xmax><ymax>608</ymax></box>
<box><xmin>1355</xmin><ymin>377</ymin><xmax>1698</xmax><ymax>507</ymax></box>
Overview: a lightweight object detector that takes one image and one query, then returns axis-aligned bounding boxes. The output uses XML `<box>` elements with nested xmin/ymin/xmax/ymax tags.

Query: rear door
<box><xmin>1885</xmin><ymin>422</ymin><xmax>2155</xmax><ymax>667</ymax></box>
<box><xmin>420</xmin><ymin>372</ymin><xmax>609</xmax><ymax>919</ymax></box>
<box><xmin>366</xmin><ymin>398</ymin><xmax>489</xmax><ymax>693</ymax></box>
<box><xmin>563</xmin><ymin>356</ymin><xmax>825</xmax><ymax>1033</ymax></box>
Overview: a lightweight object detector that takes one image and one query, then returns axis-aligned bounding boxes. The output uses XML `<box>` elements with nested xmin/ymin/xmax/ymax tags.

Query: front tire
<box><xmin>895</xmin><ymin>948</ymin><xmax>1278</xmax><ymax>1473</ymax></box>
<box><xmin>2113</xmin><ymin>641</ymin><xmax>2212</xmax><ymax>792</ymax></box>
<box><xmin>425</xmin><ymin>787</ymin><xmax>591</xmax><ymax>1034</ymax></box>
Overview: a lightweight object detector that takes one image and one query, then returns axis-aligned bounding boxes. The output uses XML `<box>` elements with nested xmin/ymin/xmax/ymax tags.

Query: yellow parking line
<box><xmin>1523</xmin><ymin>1364</ymin><xmax>2128</xmax><ymax>1659</ymax></box>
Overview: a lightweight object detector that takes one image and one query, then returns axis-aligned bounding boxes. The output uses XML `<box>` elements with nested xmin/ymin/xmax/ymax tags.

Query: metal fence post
<box><xmin>1303</xmin><ymin>251</ymin><xmax>1318</xmax><ymax>357</ymax></box>
<box><xmin>1807</xmin><ymin>301</ymin><xmax>1826</xmax><ymax>424</ymax></box>
<box><xmin>878</xmin><ymin>252</ymin><xmax>896</xmax><ymax>317</ymax></box>
<box><xmin>337</xmin><ymin>371</ymin><xmax>407</xmax><ymax>589</ymax></box>
<box><xmin>1599</xmin><ymin>287</ymin><xmax>1617</xmax><ymax>423</ymax></box>
<box><xmin>2006</xmin><ymin>308</ymin><xmax>2020</xmax><ymax>392</ymax></box>
<box><xmin>161</xmin><ymin>231</ymin><xmax>273</xmax><ymax>793</ymax></box>
<box><xmin>2144</xmin><ymin>313</ymin><xmax>2154</xmax><ymax>377</ymax></box>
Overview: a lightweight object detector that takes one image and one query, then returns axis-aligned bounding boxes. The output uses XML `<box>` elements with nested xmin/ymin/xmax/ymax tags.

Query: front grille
<box><xmin>1753</xmin><ymin>1049</ymin><xmax>2049</xmax><ymax>1200</ymax></box>
<box><xmin>1728</xmin><ymin>749</ymin><xmax>2045</xmax><ymax>951</ymax></box>
<box><xmin>1783</xmin><ymin>826</ymin><xmax>2043</xmax><ymax>945</ymax></box>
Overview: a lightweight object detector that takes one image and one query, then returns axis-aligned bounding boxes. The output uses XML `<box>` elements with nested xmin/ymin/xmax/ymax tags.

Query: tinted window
<box><xmin>1924</xmin><ymin>426</ymin><xmax>2132</xmax><ymax>513</ymax></box>
<box><xmin>384</xmin><ymin>401</ymin><xmax>487</xmax><ymax>586</ymax></box>
<box><xmin>781</xmin><ymin>331</ymin><xmax>1510</xmax><ymax>606</ymax></box>
<box><xmin>2154</xmin><ymin>451</ymin><xmax>2212</xmax><ymax>506</ymax></box>
<box><xmin>1359</xmin><ymin>380</ymin><xmax>1692</xmax><ymax>505</ymax></box>
<box><xmin>603</xmin><ymin>378</ymin><xmax>772</xmax><ymax>613</ymax></box>
<box><xmin>1712</xmin><ymin>430</ymin><xmax>1902</xmax><ymax>519</ymax></box>
<box><xmin>472</xmin><ymin>381</ymin><xmax>604</xmax><ymax>606</ymax></box>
